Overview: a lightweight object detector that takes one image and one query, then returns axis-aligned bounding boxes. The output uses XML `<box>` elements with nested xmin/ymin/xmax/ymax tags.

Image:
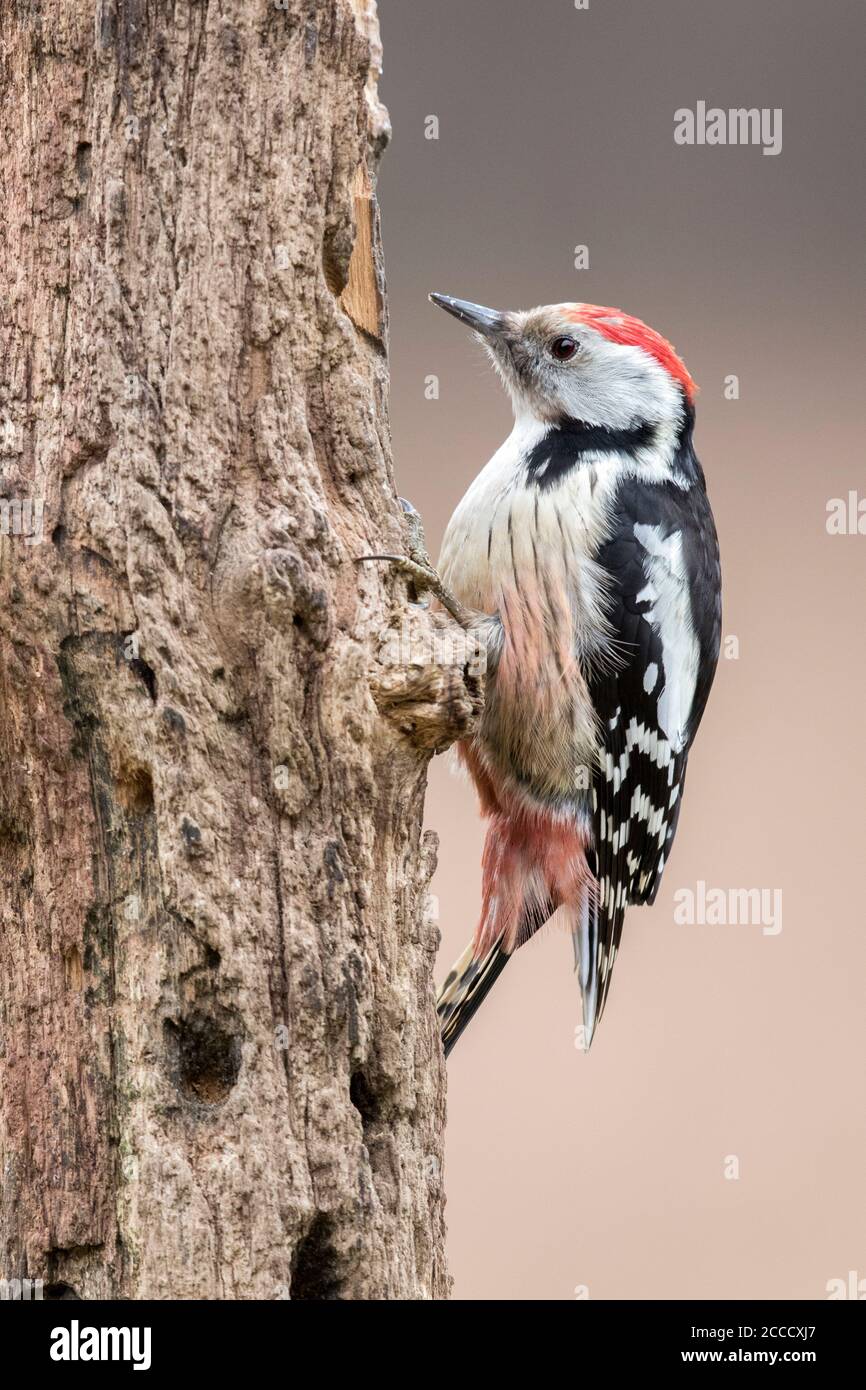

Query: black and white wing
<box><xmin>577</xmin><ymin>472</ymin><xmax>721</xmax><ymax>1040</ymax></box>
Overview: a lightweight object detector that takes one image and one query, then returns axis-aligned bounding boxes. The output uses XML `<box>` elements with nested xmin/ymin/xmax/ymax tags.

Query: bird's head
<box><xmin>430</xmin><ymin>293</ymin><xmax>696</xmax><ymax>433</ymax></box>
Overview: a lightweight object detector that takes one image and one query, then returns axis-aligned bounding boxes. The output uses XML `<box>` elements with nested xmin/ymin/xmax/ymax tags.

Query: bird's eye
<box><xmin>550</xmin><ymin>336</ymin><xmax>579</xmax><ymax>362</ymax></box>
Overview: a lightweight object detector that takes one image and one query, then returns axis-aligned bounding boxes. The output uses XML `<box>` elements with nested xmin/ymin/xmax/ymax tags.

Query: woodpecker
<box><xmin>379</xmin><ymin>295</ymin><xmax>721</xmax><ymax>1055</ymax></box>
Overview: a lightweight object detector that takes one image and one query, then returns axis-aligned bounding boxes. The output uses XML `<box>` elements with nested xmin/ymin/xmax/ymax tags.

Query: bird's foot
<box><xmin>358</xmin><ymin>498</ymin><xmax>484</xmax><ymax>632</ymax></box>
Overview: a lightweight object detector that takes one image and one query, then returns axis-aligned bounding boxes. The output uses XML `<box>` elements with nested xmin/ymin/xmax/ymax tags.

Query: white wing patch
<box><xmin>632</xmin><ymin>523</ymin><xmax>699</xmax><ymax>753</ymax></box>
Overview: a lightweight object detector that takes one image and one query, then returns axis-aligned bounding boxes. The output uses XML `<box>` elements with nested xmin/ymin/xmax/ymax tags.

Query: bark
<box><xmin>0</xmin><ymin>0</ymin><xmax>479</xmax><ymax>1300</ymax></box>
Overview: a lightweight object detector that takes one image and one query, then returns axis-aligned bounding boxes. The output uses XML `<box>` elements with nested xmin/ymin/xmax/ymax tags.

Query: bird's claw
<box><xmin>398</xmin><ymin>497</ymin><xmax>434</xmax><ymax>570</ymax></box>
<box><xmin>356</xmin><ymin>500</ymin><xmax>483</xmax><ymax>631</ymax></box>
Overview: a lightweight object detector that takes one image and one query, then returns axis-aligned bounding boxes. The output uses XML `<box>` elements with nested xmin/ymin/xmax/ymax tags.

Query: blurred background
<box><xmin>377</xmin><ymin>0</ymin><xmax>865</xmax><ymax>1300</ymax></box>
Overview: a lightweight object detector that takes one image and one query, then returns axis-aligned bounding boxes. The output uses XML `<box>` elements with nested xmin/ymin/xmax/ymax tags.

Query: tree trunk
<box><xmin>0</xmin><ymin>0</ymin><xmax>477</xmax><ymax>1300</ymax></box>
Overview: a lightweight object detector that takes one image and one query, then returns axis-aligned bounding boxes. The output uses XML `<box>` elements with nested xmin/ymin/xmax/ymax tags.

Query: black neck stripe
<box><xmin>524</xmin><ymin>417</ymin><xmax>658</xmax><ymax>490</ymax></box>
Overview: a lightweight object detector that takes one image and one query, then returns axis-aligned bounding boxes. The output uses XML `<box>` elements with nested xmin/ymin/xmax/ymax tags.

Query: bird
<box><xmin>372</xmin><ymin>294</ymin><xmax>722</xmax><ymax>1056</ymax></box>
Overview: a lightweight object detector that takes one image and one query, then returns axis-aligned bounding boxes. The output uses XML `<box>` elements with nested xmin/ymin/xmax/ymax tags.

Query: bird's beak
<box><xmin>429</xmin><ymin>293</ymin><xmax>509</xmax><ymax>339</ymax></box>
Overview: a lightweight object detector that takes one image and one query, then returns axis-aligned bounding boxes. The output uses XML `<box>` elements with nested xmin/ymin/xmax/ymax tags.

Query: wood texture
<box><xmin>0</xmin><ymin>0</ymin><xmax>479</xmax><ymax>1300</ymax></box>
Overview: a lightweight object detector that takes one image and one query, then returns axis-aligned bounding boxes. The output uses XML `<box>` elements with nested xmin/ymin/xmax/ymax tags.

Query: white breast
<box><xmin>438</xmin><ymin>414</ymin><xmax>547</xmax><ymax>610</ymax></box>
<box><xmin>439</xmin><ymin>417</ymin><xmax>620</xmax><ymax>662</ymax></box>
<box><xmin>438</xmin><ymin>417</ymin><xmax>619</xmax><ymax>809</ymax></box>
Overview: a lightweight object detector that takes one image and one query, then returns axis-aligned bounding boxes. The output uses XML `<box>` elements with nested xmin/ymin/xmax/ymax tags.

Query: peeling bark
<box><xmin>0</xmin><ymin>0</ymin><xmax>477</xmax><ymax>1300</ymax></box>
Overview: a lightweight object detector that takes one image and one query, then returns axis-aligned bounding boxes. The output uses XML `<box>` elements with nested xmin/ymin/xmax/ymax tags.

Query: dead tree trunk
<box><xmin>0</xmin><ymin>0</ymin><xmax>477</xmax><ymax>1300</ymax></box>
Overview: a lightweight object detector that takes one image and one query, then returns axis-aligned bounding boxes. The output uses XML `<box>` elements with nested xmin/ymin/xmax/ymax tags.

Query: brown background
<box><xmin>377</xmin><ymin>0</ymin><xmax>865</xmax><ymax>1299</ymax></box>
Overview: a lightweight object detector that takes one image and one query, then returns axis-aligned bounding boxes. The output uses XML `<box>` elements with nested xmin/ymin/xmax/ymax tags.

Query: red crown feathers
<box><xmin>564</xmin><ymin>304</ymin><xmax>697</xmax><ymax>402</ymax></box>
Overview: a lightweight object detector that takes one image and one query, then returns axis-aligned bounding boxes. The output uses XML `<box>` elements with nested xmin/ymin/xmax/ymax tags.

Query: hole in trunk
<box><xmin>75</xmin><ymin>142</ymin><xmax>92</xmax><ymax>185</ymax></box>
<box><xmin>322</xmin><ymin>236</ymin><xmax>349</xmax><ymax>297</ymax></box>
<box><xmin>128</xmin><ymin>657</ymin><xmax>158</xmax><ymax>702</ymax></box>
<box><xmin>290</xmin><ymin>1214</ymin><xmax>342</xmax><ymax>1301</ymax></box>
<box><xmin>164</xmin><ymin>1011</ymin><xmax>242</xmax><ymax>1105</ymax></box>
<box><xmin>116</xmin><ymin>765</ymin><xmax>154</xmax><ymax>817</ymax></box>
<box><xmin>350</xmin><ymin>1069</ymin><xmax>380</xmax><ymax>1128</ymax></box>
